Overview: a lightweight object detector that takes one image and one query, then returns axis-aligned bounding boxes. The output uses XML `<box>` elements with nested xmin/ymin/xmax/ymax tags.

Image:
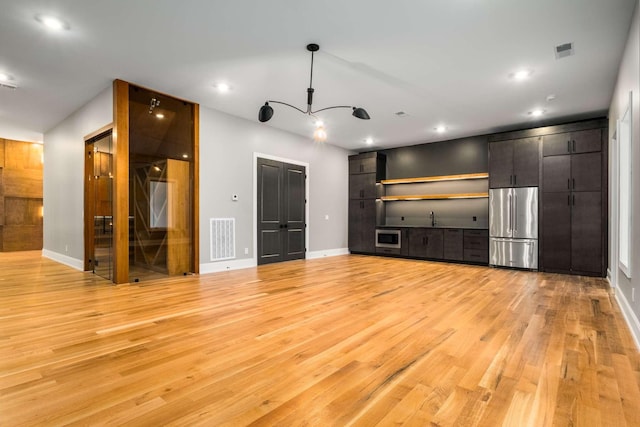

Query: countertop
<box><xmin>377</xmin><ymin>225</ymin><xmax>488</xmax><ymax>230</ymax></box>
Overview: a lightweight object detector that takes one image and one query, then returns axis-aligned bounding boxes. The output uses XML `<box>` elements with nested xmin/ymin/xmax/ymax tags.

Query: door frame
<box><xmin>83</xmin><ymin>124</ymin><xmax>114</xmax><ymax>272</ymax></box>
<box><xmin>253</xmin><ymin>152</ymin><xmax>310</xmax><ymax>264</ymax></box>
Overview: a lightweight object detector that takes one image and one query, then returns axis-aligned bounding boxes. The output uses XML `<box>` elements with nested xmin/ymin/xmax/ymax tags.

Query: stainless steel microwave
<box><xmin>375</xmin><ymin>229</ymin><xmax>401</xmax><ymax>249</ymax></box>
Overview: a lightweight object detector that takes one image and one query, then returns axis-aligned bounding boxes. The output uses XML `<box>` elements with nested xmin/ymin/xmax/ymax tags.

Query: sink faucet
<box><xmin>430</xmin><ymin>211</ymin><xmax>436</xmax><ymax>227</ymax></box>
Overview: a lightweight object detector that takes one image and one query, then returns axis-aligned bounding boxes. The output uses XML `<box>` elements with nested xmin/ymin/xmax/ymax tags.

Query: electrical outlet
<box><xmin>632</xmin><ymin>288</ymin><xmax>636</xmax><ymax>302</ymax></box>
<box><xmin>325</xmin><ymin>214</ymin><xmax>329</xmax><ymax>220</ymax></box>
<box><xmin>244</xmin><ymin>248</ymin><xmax>249</xmax><ymax>255</ymax></box>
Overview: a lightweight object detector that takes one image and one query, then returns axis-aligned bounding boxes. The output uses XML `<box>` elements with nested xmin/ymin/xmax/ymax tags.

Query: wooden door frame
<box><xmin>112</xmin><ymin>79</ymin><xmax>200</xmax><ymax>284</ymax></box>
<box><xmin>253</xmin><ymin>153</ymin><xmax>309</xmax><ymax>265</ymax></box>
<box><xmin>83</xmin><ymin>124</ymin><xmax>114</xmax><ymax>272</ymax></box>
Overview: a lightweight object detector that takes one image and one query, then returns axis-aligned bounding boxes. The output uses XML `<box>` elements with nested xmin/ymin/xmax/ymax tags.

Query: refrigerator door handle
<box><xmin>513</xmin><ymin>192</ymin><xmax>517</xmax><ymax>232</ymax></box>
<box><xmin>507</xmin><ymin>193</ymin><xmax>512</xmax><ymax>233</ymax></box>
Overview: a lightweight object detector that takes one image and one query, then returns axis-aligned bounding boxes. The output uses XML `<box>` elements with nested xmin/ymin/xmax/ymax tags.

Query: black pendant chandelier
<box><xmin>258</xmin><ymin>44</ymin><xmax>370</xmax><ymax>124</ymax></box>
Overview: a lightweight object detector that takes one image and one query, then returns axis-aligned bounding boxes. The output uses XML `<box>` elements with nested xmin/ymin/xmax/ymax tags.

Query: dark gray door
<box><xmin>257</xmin><ymin>158</ymin><xmax>306</xmax><ymax>265</ymax></box>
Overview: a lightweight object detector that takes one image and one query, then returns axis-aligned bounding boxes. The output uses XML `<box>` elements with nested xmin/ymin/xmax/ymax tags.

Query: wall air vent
<box><xmin>210</xmin><ymin>218</ymin><xmax>236</xmax><ymax>261</ymax></box>
<box><xmin>555</xmin><ymin>42</ymin><xmax>574</xmax><ymax>59</ymax></box>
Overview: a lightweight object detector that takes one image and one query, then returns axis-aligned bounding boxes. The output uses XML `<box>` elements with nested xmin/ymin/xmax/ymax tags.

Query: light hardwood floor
<box><xmin>1</xmin><ymin>251</ymin><xmax>639</xmax><ymax>426</ymax></box>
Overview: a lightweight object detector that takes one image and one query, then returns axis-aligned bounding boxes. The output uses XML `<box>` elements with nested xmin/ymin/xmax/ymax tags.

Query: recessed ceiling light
<box><xmin>182</xmin><ymin>154</ymin><xmax>189</xmax><ymax>159</ymax></box>
<box><xmin>214</xmin><ymin>82</ymin><xmax>231</xmax><ymax>93</ymax></box>
<box><xmin>529</xmin><ymin>109</ymin><xmax>545</xmax><ymax>117</ymax></box>
<box><xmin>510</xmin><ymin>69</ymin><xmax>532</xmax><ymax>81</ymax></box>
<box><xmin>155</xmin><ymin>113</ymin><xmax>164</xmax><ymax>119</ymax></box>
<box><xmin>35</xmin><ymin>14</ymin><xmax>70</xmax><ymax>31</ymax></box>
<box><xmin>364</xmin><ymin>137</ymin><xmax>373</xmax><ymax>145</ymax></box>
<box><xmin>435</xmin><ymin>125</ymin><xmax>447</xmax><ymax>133</ymax></box>
<box><xmin>314</xmin><ymin>120</ymin><xmax>324</xmax><ymax>127</ymax></box>
<box><xmin>0</xmin><ymin>73</ymin><xmax>13</xmax><ymax>82</ymax></box>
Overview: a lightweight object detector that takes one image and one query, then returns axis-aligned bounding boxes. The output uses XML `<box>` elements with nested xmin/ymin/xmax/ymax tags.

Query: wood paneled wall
<box><xmin>0</xmin><ymin>138</ymin><xmax>43</xmax><ymax>251</ymax></box>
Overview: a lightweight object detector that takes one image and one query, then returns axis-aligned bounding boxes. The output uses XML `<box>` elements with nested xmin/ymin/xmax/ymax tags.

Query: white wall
<box><xmin>42</xmin><ymin>85</ymin><xmax>113</xmax><ymax>269</ymax></box>
<box><xmin>199</xmin><ymin>107</ymin><xmax>350</xmax><ymax>273</ymax></box>
<box><xmin>608</xmin><ymin>0</ymin><xmax>640</xmax><ymax>348</ymax></box>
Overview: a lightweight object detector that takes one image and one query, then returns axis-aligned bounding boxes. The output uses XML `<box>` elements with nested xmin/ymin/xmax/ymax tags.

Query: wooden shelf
<box><xmin>381</xmin><ymin>172</ymin><xmax>488</xmax><ymax>185</ymax></box>
<box><xmin>380</xmin><ymin>192</ymin><xmax>489</xmax><ymax>201</ymax></box>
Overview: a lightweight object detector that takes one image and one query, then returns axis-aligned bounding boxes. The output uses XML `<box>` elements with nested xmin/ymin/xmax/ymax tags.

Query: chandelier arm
<box><xmin>311</xmin><ymin>105</ymin><xmax>353</xmax><ymax>114</ymax></box>
<box><xmin>267</xmin><ymin>100</ymin><xmax>308</xmax><ymax>115</ymax></box>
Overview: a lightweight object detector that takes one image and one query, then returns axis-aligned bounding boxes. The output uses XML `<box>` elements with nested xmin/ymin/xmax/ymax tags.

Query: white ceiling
<box><xmin>0</xmin><ymin>0</ymin><xmax>635</xmax><ymax>150</ymax></box>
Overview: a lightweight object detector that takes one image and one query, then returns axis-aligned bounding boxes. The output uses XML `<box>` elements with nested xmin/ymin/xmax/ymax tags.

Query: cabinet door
<box><xmin>443</xmin><ymin>229</ymin><xmax>463</xmax><ymax>261</ymax></box>
<box><xmin>349</xmin><ymin>157</ymin><xmax>378</xmax><ymax>175</ymax></box>
<box><xmin>349</xmin><ymin>173</ymin><xmax>376</xmax><ymax>199</ymax></box>
<box><xmin>488</xmin><ymin>142</ymin><xmax>514</xmax><ymax>188</ymax></box>
<box><xmin>542</xmin><ymin>155</ymin><xmax>571</xmax><ymax>193</ymax></box>
<box><xmin>425</xmin><ymin>229</ymin><xmax>444</xmax><ymax>259</ymax></box>
<box><xmin>408</xmin><ymin>228</ymin><xmax>428</xmax><ymax>258</ymax></box>
<box><xmin>571</xmin><ymin>192</ymin><xmax>602</xmax><ymax>274</ymax></box>
<box><xmin>572</xmin><ymin>129</ymin><xmax>601</xmax><ymax>154</ymax></box>
<box><xmin>571</xmin><ymin>152</ymin><xmax>601</xmax><ymax>192</ymax></box>
<box><xmin>543</xmin><ymin>133</ymin><xmax>572</xmax><ymax>157</ymax></box>
<box><xmin>512</xmin><ymin>137</ymin><xmax>540</xmax><ymax>187</ymax></box>
<box><xmin>541</xmin><ymin>192</ymin><xmax>571</xmax><ymax>271</ymax></box>
<box><xmin>348</xmin><ymin>199</ymin><xmax>376</xmax><ymax>253</ymax></box>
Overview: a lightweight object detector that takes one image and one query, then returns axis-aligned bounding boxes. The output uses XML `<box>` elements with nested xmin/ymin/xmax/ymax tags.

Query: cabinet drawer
<box><xmin>464</xmin><ymin>248</ymin><xmax>488</xmax><ymax>263</ymax></box>
<box><xmin>376</xmin><ymin>247</ymin><xmax>401</xmax><ymax>255</ymax></box>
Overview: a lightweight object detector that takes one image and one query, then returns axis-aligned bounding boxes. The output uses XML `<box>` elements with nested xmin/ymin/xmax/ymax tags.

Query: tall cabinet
<box><xmin>541</xmin><ymin>128</ymin><xmax>606</xmax><ymax>276</ymax></box>
<box><xmin>348</xmin><ymin>152</ymin><xmax>385</xmax><ymax>253</ymax></box>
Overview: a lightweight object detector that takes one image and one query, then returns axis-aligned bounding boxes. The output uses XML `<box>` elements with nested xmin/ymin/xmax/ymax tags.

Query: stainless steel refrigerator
<box><xmin>489</xmin><ymin>187</ymin><xmax>538</xmax><ymax>269</ymax></box>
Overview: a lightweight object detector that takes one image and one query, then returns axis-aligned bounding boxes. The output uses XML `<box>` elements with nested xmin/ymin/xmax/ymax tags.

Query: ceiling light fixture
<box><xmin>258</xmin><ymin>44</ymin><xmax>370</xmax><ymax>125</ymax></box>
<box><xmin>35</xmin><ymin>14</ymin><xmax>70</xmax><ymax>31</ymax></box>
<box><xmin>215</xmin><ymin>82</ymin><xmax>230</xmax><ymax>93</ymax></box>
<box><xmin>365</xmin><ymin>137</ymin><xmax>374</xmax><ymax>145</ymax></box>
<box><xmin>510</xmin><ymin>69</ymin><xmax>532</xmax><ymax>81</ymax></box>
<box><xmin>155</xmin><ymin>113</ymin><xmax>164</xmax><ymax>119</ymax></box>
<box><xmin>529</xmin><ymin>109</ymin><xmax>544</xmax><ymax>117</ymax></box>
<box><xmin>313</xmin><ymin>125</ymin><xmax>327</xmax><ymax>142</ymax></box>
<box><xmin>149</xmin><ymin>98</ymin><xmax>160</xmax><ymax>114</ymax></box>
<box><xmin>435</xmin><ymin>125</ymin><xmax>447</xmax><ymax>133</ymax></box>
<box><xmin>0</xmin><ymin>73</ymin><xmax>16</xmax><ymax>89</ymax></box>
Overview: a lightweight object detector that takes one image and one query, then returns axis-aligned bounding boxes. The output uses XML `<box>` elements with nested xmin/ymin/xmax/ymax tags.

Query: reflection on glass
<box><xmin>93</xmin><ymin>134</ymin><xmax>113</xmax><ymax>280</ymax></box>
<box><xmin>128</xmin><ymin>85</ymin><xmax>194</xmax><ymax>282</ymax></box>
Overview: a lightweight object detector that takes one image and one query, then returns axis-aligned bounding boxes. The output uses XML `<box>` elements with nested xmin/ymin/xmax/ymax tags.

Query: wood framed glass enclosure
<box><xmin>111</xmin><ymin>80</ymin><xmax>199</xmax><ymax>284</ymax></box>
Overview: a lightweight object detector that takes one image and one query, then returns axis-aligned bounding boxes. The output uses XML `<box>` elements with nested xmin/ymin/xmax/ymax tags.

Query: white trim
<box><xmin>42</xmin><ymin>249</ymin><xmax>84</xmax><ymax>271</ymax></box>
<box><xmin>200</xmin><ymin>258</ymin><xmax>256</xmax><ymax>274</ymax></box>
<box><xmin>253</xmin><ymin>152</ymin><xmax>310</xmax><ymax>262</ymax></box>
<box><xmin>614</xmin><ymin>289</ymin><xmax>640</xmax><ymax>351</ymax></box>
<box><xmin>306</xmin><ymin>248</ymin><xmax>350</xmax><ymax>259</ymax></box>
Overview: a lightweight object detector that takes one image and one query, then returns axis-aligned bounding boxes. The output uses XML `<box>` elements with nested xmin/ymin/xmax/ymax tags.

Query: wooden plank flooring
<box><xmin>1</xmin><ymin>251</ymin><xmax>639</xmax><ymax>426</ymax></box>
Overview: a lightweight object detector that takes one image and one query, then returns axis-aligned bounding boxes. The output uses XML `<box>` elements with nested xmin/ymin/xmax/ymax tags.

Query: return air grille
<box><xmin>210</xmin><ymin>218</ymin><xmax>235</xmax><ymax>261</ymax></box>
<box><xmin>555</xmin><ymin>42</ymin><xmax>574</xmax><ymax>59</ymax></box>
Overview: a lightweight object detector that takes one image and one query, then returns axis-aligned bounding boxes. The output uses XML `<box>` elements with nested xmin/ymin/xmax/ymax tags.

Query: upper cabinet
<box><xmin>542</xmin><ymin>128</ymin><xmax>601</xmax><ymax>156</ymax></box>
<box><xmin>488</xmin><ymin>137</ymin><xmax>540</xmax><ymax>188</ymax></box>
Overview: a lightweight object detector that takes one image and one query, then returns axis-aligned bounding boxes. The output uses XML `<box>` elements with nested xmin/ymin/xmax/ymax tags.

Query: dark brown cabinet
<box><xmin>542</xmin><ymin>129</ymin><xmax>601</xmax><ymax>156</ymax></box>
<box><xmin>463</xmin><ymin>229</ymin><xmax>489</xmax><ymax>263</ymax></box>
<box><xmin>348</xmin><ymin>152</ymin><xmax>385</xmax><ymax>254</ymax></box>
<box><xmin>489</xmin><ymin>137</ymin><xmax>540</xmax><ymax>188</ymax></box>
<box><xmin>443</xmin><ymin>228</ymin><xmax>463</xmax><ymax>261</ymax></box>
<box><xmin>408</xmin><ymin>228</ymin><xmax>443</xmax><ymax>259</ymax></box>
<box><xmin>541</xmin><ymin>127</ymin><xmax>605</xmax><ymax>276</ymax></box>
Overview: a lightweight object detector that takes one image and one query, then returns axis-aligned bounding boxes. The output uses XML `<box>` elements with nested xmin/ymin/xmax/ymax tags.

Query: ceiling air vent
<box><xmin>555</xmin><ymin>42</ymin><xmax>574</xmax><ymax>59</ymax></box>
<box><xmin>395</xmin><ymin>111</ymin><xmax>408</xmax><ymax>117</ymax></box>
<box><xmin>0</xmin><ymin>81</ymin><xmax>17</xmax><ymax>90</ymax></box>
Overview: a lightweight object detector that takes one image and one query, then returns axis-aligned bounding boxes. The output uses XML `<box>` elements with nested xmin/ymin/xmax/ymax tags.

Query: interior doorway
<box><xmin>84</xmin><ymin>128</ymin><xmax>114</xmax><ymax>280</ymax></box>
<box><xmin>256</xmin><ymin>157</ymin><xmax>306</xmax><ymax>265</ymax></box>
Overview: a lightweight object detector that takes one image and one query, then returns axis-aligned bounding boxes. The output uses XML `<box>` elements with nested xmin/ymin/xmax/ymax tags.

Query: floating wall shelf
<box><xmin>381</xmin><ymin>172</ymin><xmax>488</xmax><ymax>185</ymax></box>
<box><xmin>380</xmin><ymin>192</ymin><xmax>489</xmax><ymax>201</ymax></box>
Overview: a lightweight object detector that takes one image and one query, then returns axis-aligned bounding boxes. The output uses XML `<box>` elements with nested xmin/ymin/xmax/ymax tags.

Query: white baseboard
<box><xmin>42</xmin><ymin>249</ymin><xmax>84</xmax><ymax>271</ymax></box>
<box><xmin>615</xmin><ymin>289</ymin><xmax>640</xmax><ymax>351</ymax></box>
<box><xmin>306</xmin><ymin>248</ymin><xmax>349</xmax><ymax>259</ymax></box>
<box><xmin>200</xmin><ymin>257</ymin><xmax>256</xmax><ymax>274</ymax></box>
